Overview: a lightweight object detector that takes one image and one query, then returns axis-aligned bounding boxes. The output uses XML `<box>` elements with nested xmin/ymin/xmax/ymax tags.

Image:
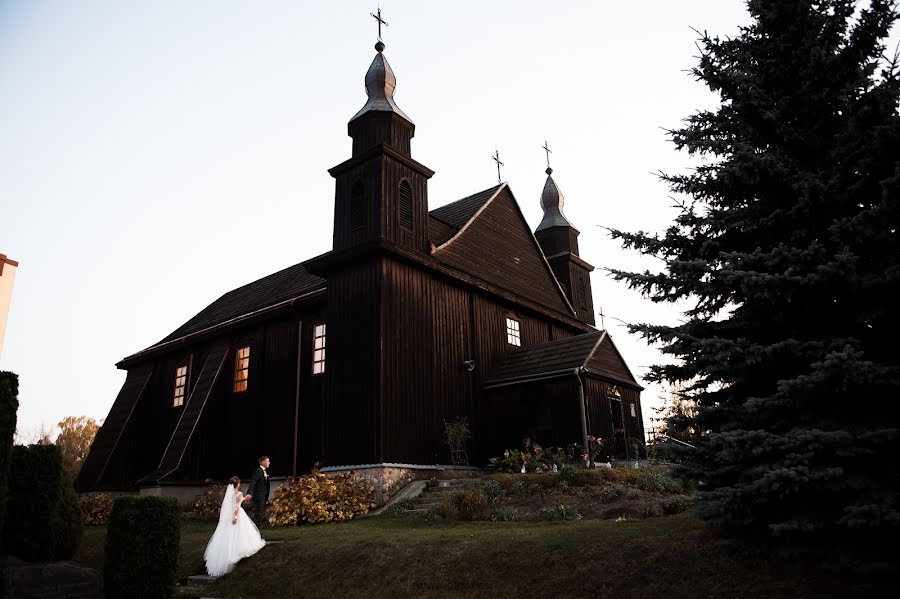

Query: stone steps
<box><xmin>404</xmin><ymin>477</ymin><xmax>483</xmax><ymax>515</ymax></box>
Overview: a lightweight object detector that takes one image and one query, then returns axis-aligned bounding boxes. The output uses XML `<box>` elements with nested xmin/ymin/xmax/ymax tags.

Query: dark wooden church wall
<box><xmin>582</xmin><ymin>377</ymin><xmax>646</xmax><ymax>458</ymax></box>
<box><xmin>333</xmin><ymin>160</ymin><xmax>383</xmax><ymax>250</ymax></box>
<box><xmin>380</xmin><ymin>257</ymin><xmax>437</xmax><ymax>463</ymax></box>
<box><xmin>381</xmin><ymin>156</ymin><xmax>430</xmax><ymax>254</ymax></box>
<box><xmin>483</xmin><ymin>379</ymin><xmax>582</xmax><ymax>459</ymax></box>
<box><xmin>296</xmin><ymin>307</ymin><xmax>327</xmax><ymax>474</ymax></box>
<box><xmin>323</xmin><ymin>260</ymin><xmax>382</xmax><ymax>466</ymax></box>
<box><xmin>428</xmin><ymin>280</ymin><xmax>475</xmax><ymax>463</ymax></box>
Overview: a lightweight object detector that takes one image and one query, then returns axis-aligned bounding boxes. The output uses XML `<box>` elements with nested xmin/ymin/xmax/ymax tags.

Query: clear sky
<box><xmin>0</xmin><ymin>0</ymin><xmax>791</xmax><ymax>441</ymax></box>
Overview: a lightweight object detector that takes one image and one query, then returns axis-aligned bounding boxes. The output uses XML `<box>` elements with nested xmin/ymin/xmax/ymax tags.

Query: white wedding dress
<box><xmin>203</xmin><ymin>487</ymin><xmax>266</xmax><ymax>577</ymax></box>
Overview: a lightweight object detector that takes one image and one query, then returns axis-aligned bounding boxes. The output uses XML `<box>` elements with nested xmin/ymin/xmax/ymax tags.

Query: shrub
<box><xmin>489</xmin><ymin>507</ymin><xmax>521</xmax><ymax>522</ymax></box>
<box><xmin>596</xmin><ymin>484</ymin><xmax>626</xmax><ymax>504</ymax></box>
<box><xmin>268</xmin><ymin>469</ymin><xmax>374</xmax><ymax>526</ymax></box>
<box><xmin>80</xmin><ymin>494</ymin><xmax>114</xmax><ymax>525</ymax></box>
<box><xmin>0</xmin><ymin>371</ymin><xmax>18</xmax><ymax>546</ymax></box>
<box><xmin>480</xmin><ymin>479</ymin><xmax>505</xmax><ymax>504</ymax></box>
<box><xmin>105</xmin><ymin>496</ymin><xmax>180</xmax><ymax>599</ymax></box>
<box><xmin>54</xmin><ymin>470</ymin><xmax>83</xmax><ymax>560</ymax></box>
<box><xmin>538</xmin><ymin>507</ymin><xmax>557</xmax><ymax>521</ymax></box>
<box><xmin>661</xmin><ymin>496</ymin><xmax>693</xmax><ymax>515</ymax></box>
<box><xmin>555</xmin><ymin>503</ymin><xmax>583</xmax><ymax>521</ymax></box>
<box><xmin>455</xmin><ymin>487</ymin><xmax>487</xmax><ymax>521</ymax></box>
<box><xmin>489</xmin><ymin>439</ymin><xmax>572</xmax><ymax>473</ymax></box>
<box><xmin>425</xmin><ymin>493</ymin><xmax>456</xmax><ymax>521</ymax></box>
<box><xmin>385</xmin><ymin>496</ymin><xmax>417</xmax><ymax>515</ymax></box>
<box><xmin>3</xmin><ymin>443</ymin><xmax>81</xmax><ymax>562</ymax></box>
<box><xmin>191</xmin><ymin>483</ymin><xmax>227</xmax><ymax>519</ymax></box>
<box><xmin>559</xmin><ymin>464</ymin><xmax>577</xmax><ymax>486</ymax></box>
<box><xmin>630</xmin><ymin>472</ymin><xmax>683</xmax><ymax>494</ymax></box>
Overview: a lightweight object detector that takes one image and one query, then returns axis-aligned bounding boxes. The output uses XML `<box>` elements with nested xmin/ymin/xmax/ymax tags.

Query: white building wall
<box><xmin>0</xmin><ymin>254</ymin><xmax>18</xmax><ymax>358</ymax></box>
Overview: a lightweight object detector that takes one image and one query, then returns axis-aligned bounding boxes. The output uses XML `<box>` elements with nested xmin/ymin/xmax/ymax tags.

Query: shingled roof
<box><xmin>133</xmin><ymin>182</ymin><xmax>574</xmax><ymax>360</ymax></box>
<box><xmin>153</xmin><ymin>261</ymin><xmax>326</xmax><ymax>348</ymax></box>
<box><xmin>487</xmin><ymin>331</ymin><xmax>641</xmax><ymax>388</ymax></box>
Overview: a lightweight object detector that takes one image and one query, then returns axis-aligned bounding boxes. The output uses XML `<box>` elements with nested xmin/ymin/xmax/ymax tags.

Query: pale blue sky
<box><xmin>1</xmin><ymin>1</ymin><xmax>780</xmax><ymax>439</ymax></box>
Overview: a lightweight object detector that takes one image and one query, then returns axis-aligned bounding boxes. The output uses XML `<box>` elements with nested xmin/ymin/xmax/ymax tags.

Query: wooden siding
<box><xmin>322</xmin><ymin>260</ymin><xmax>381</xmax><ymax>466</ymax></box>
<box><xmin>433</xmin><ymin>187</ymin><xmax>573</xmax><ymax>316</ymax></box>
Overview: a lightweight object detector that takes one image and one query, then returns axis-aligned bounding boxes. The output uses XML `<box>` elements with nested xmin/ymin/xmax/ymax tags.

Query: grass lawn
<box><xmin>73</xmin><ymin>514</ymin><xmax>890</xmax><ymax>598</ymax></box>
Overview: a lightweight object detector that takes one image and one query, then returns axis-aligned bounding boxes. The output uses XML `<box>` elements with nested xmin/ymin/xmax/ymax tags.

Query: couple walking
<box><xmin>203</xmin><ymin>456</ymin><xmax>271</xmax><ymax>577</ymax></box>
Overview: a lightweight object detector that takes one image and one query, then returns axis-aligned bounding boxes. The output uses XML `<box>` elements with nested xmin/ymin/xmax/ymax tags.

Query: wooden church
<box><xmin>77</xmin><ymin>33</ymin><xmax>646</xmax><ymax>493</ymax></box>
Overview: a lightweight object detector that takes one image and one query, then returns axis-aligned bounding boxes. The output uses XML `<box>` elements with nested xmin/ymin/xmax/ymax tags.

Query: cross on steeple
<box><xmin>371</xmin><ymin>7</ymin><xmax>388</xmax><ymax>41</ymax></box>
<box><xmin>492</xmin><ymin>148</ymin><xmax>504</xmax><ymax>184</ymax></box>
<box><xmin>542</xmin><ymin>139</ymin><xmax>553</xmax><ymax>173</ymax></box>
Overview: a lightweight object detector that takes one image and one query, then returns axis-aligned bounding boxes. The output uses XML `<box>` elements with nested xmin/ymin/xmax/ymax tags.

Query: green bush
<box><xmin>105</xmin><ymin>496</ymin><xmax>180</xmax><ymax>599</ymax></box>
<box><xmin>455</xmin><ymin>487</ymin><xmax>487</xmax><ymax>521</ymax></box>
<box><xmin>489</xmin><ymin>507</ymin><xmax>521</xmax><ymax>522</ymax></box>
<box><xmin>661</xmin><ymin>496</ymin><xmax>693</xmax><ymax>515</ymax></box>
<box><xmin>3</xmin><ymin>444</ymin><xmax>81</xmax><ymax>562</ymax></box>
<box><xmin>54</xmin><ymin>469</ymin><xmax>83</xmax><ymax>560</ymax></box>
<box><xmin>0</xmin><ymin>371</ymin><xmax>18</xmax><ymax>547</ymax></box>
<box><xmin>596</xmin><ymin>484</ymin><xmax>626</xmax><ymax>504</ymax></box>
<box><xmin>480</xmin><ymin>479</ymin><xmax>505</xmax><ymax>504</ymax></box>
<box><xmin>629</xmin><ymin>472</ymin><xmax>683</xmax><ymax>494</ymax></box>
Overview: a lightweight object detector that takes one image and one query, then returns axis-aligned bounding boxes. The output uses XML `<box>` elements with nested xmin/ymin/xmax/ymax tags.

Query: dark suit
<box><xmin>246</xmin><ymin>465</ymin><xmax>270</xmax><ymax>525</ymax></box>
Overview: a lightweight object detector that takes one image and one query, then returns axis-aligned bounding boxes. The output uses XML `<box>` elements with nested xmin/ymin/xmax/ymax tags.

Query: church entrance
<box><xmin>609</xmin><ymin>398</ymin><xmax>627</xmax><ymax>459</ymax></box>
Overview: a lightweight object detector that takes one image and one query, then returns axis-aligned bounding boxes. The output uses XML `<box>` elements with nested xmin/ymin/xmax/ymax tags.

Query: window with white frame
<box><xmin>173</xmin><ymin>365</ymin><xmax>187</xmax><ymax>407</ymax></box>
<box><xmin>312</xmin><ymin>323</ymin><xmax>326</xmax><ymax>374</ymax></box>
<box><xmin>630</xmin><ymin>402</ymin><xmax>637</xmax><ymax>418</ymax></box>
<box><xmin>505</xmin><ymin>317</ymin><xmax>521</xmax><ymax>346</ymax></box>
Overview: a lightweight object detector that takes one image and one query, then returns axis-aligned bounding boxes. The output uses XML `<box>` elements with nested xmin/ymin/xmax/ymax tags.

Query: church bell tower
<box><xmin>327</xmin><ymin>36</ymin><xmax>434</xmax><ymax>255</ymax></box>
<box><xmin>534</xmin><ymin>163</ymin><xmax>596</xmax><ymax>326</ymax></box>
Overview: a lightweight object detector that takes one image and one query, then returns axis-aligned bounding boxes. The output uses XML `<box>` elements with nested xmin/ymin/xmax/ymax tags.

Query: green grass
<box><xmin>74</xmin><ymin>515</ymin><xmax>888</xmax><ymax>598</ymax></box>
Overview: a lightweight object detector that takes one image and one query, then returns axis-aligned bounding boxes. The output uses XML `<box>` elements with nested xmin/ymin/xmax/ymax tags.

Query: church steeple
<box><xmin>327</xmin><ymin>19</ymin><xmax>433</xmax><ymax>255</ymax></box>
<box><xmin>346</xmin><ymin>38</ymin><xmax>416</xmax><ymax>158</ymax></box>
<box><xmin>533</xmin><ymin>146</ymin><xmax>596</xmax><ymax>325</ymax></box>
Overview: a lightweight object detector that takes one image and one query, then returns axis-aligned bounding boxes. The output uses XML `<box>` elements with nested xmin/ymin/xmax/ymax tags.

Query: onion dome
<box><xmin>536</xmin><ymin>167</ymin><xmax>575</xmax><ymax>232</ymax></box>
<box><xmin>350</xmin><ymin>41</ymin><xmax>413</xmax><ymax>124</ymax></box>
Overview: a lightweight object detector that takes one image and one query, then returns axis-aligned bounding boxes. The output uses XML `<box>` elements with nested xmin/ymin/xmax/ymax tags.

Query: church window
<box><xmin>350</xmin><ymin>182</ymin><xmax>366</xmax><ymax>231</ymax></box>
<box><xmin>399</xmin><ymin>180</ymin><xmax>413</xmax><ymax>230</ymax></box>
<box><xmin>172</xmin><ymin>365</ymin><xmax>187</xmax><ymax>407</ymax></box>
<box><xmin>233</xmin><ymin>346</ymin><xmax>250</xmax><ymax>393</ymax></box>
<box><xmin>630</xmin><ymin>402</ymin><xmax>637</xmax><ymax>418</ymax></box>
<box><xmin>577</xmin><ymin>278</ymin><xmax>588</xmax><ymax>310</ymax></box>
<box><xmin>312</xmin><ymin>323</ymin><xmax>326</xmax><ymax>374</ymax></box>
<box><xmin>505</xmin><ymin>317</ymin><xmax>521</xmax><ymax>346</ymax></box>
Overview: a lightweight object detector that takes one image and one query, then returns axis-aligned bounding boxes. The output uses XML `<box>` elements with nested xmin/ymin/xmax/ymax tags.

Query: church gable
<box><xmin>432</xmin><ymin>185</ymin><xmax>575</xmax><ymax>316</ymax></box>
<box><xmin>586</xmin><ymin>335</ymin><xmax>642</xmax><ymax>388</ymax></box>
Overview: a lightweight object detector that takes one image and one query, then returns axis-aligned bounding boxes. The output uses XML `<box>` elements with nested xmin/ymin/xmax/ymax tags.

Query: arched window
<box><xmin>399</xmin><ymin>180</ymin><xmax>413</xmax><ymax>230</ymax></box>
<box><xmin>350</xmin><ymin>181</ymin><xmax>366</xmax><ymax>231</ymax></box>
<box><xmin>577</xmin><ymin>277</ymin><xmax>588</xmax><ymax>310</ymax></box>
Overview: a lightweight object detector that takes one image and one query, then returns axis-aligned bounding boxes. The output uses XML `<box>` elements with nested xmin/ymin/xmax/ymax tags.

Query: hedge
<box><xmin>0</xmin><ymin>372</ymin><xmax>18</xmax><ymax>549</ymax></box>
<box><xmin>2</xmin><ymin>443</ymin><xmax>82</xmax><ymax>562</ymax></box>
<box><xmin>105</xmin><ymin>496</ymin><xmax>180</xmax><ymax>599</ymax></box>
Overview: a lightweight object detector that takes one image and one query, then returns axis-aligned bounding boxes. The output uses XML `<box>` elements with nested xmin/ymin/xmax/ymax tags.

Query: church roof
<box><xmin>486</xmin><ymin>330</ymin><xmax>642</xmax><ymax>389</ymax></box>
<box><xmin>155</xmin><ymin>261</ymin><xmax>326</xmax><ymax>346</ymax></box>
<box><xmin>131</xmin><ymin>182</ymin><xmax>576</xmax><ymax>361</ymax></box>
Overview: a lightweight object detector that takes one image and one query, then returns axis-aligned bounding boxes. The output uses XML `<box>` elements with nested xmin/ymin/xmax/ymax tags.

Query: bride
<box><xmin>203</xmin><ymin>476</ymin><xmax>266</xmax><ymax>577</ymax></box>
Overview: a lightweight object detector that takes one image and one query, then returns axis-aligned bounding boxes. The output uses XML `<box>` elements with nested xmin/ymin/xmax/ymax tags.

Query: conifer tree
<box><xmin>610</xmin><ymin>0</ymin><xmax>900</xmax><ymax>570</ymax></box>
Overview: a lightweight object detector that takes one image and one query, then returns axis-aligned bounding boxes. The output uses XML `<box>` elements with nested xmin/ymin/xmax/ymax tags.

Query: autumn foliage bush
<box><xmin>79</xmin><ymin>493</ymin><xmax>114</xmax><ymax>526</ymax></box>
<box><xmin>191</xmin><ymin>484</ymin><xmax>227</xmax><ymax>519</ymax></box>
<box><xmin>268</xmin><ymin>469</ymin><xmax>374</xmax><ymax>526</ymax></box>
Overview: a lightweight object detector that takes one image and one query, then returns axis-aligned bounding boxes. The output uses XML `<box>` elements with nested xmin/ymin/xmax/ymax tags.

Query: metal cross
<box><xmin>492</xmin><ymin>148</ymin><xmax>504</xmax><ymax>184</ymax></box>
<box><xmin>542</xmin><ymin>140</ymin><xmax>552</xmax><ymax>170</ymax></box>
<box><xmin>599</xmin><ymin>307</ymin><xmax>606</xmax><ymax>330</ymax></box>
<box><xmin>371</xmin><ymin>7</ymin><xmax>388</xmax><ymax>41</ymax></box>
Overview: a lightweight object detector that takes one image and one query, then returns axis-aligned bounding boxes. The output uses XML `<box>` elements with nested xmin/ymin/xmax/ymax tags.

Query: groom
<box><xmin>246</xmin><ymin>455</ymin><xmax>270</xmax><ymax>526</ymax></box>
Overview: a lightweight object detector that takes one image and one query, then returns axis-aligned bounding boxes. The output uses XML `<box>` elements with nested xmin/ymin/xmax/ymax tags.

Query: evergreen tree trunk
<box><xmin>610</xmin><ymin>0</ymin><xmax>900</xmax><ymax>571</ymax></box>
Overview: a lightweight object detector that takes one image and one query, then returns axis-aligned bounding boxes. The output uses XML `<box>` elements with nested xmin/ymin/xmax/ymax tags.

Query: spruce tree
<box><xmin>610</xmin><ymin>0</ymin><xmax>900</xmax><ymax>570</ymax></box>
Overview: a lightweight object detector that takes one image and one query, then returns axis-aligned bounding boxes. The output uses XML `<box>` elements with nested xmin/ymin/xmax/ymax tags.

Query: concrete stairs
<box><xmin>405</xmin><ymin>478</ymin><xmax>482</xmax><ymax>515</ymax></box>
